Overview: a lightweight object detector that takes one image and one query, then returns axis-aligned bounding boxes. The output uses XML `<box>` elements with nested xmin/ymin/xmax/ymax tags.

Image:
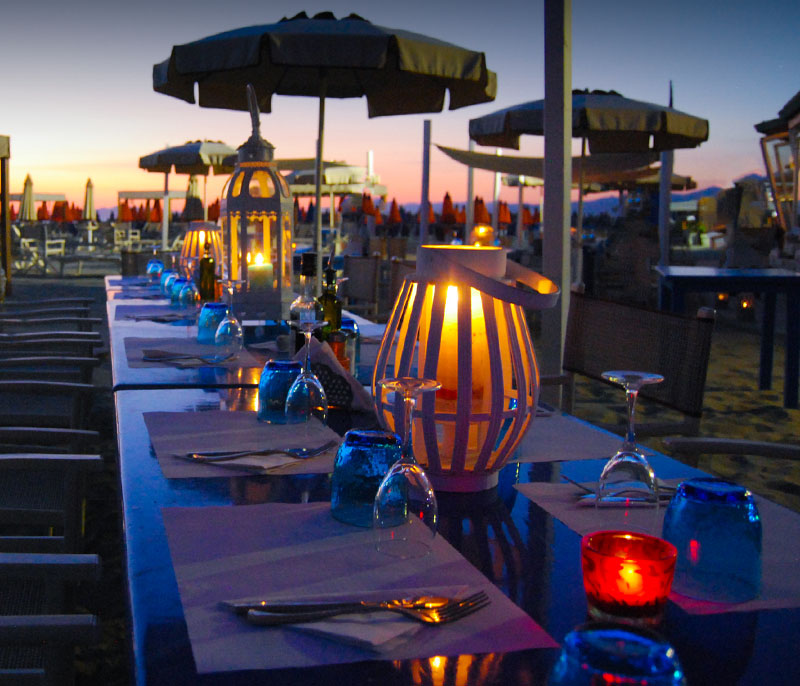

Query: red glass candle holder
<box><xmin>581</xmin><ymin>530</ymin><xmax>677</xmax><ymax>626</ymax></box>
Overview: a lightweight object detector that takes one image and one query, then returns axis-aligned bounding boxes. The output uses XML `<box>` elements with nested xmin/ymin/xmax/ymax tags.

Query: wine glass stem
<box><xmin>624</xmin><ymin>388</ymin><xmax>638</xmax><ymax>450</ymax></box>
<box><xmin>303</xmin><ymin>331</ymin><xmax>312</xmax><ymax>373</ymax></box>
<box><xmin>401</xmin><ymin>391</ymin><xmax>415</xmax><ymax>462</ymax></box>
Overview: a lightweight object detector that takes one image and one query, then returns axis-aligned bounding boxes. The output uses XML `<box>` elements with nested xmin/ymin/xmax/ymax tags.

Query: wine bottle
<box><xmin>317</xmin><ymin>261</ymin><xmax>342</xmax><ymax>341</ymax></box>
<box><xmin>198</xmin><ymin>240</ymin><xmax>216</xmax><ymax>302</ymax></box>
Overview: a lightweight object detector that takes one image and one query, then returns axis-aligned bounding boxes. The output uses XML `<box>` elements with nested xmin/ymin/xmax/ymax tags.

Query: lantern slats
<box><xmin>373</xmin><ymin>277</ymin><xmax>412</xmax><ymax>392</ymax></box>
<box><xmin>372</xmin><ymin>245</ymin><xmax>559</xmax><ymax>492</ymax></box>
<box><xmin>419</xmin><ymin>283</ymin><xmax>448</xmax><ymax>474</ymax></box>
<box><xmin>493</xmin><ymin>301</ymin><xmax>529</xmax><ymax>466</ymax></box>
<box><xmin>449</xmin><ymin>284</ymin><xmax>473</xmax><ymax>474</ymax></box>
<box><xmin>473</xmin><ymin>291</ymin><xmax>504</xmax><ymax>472</ymax></box>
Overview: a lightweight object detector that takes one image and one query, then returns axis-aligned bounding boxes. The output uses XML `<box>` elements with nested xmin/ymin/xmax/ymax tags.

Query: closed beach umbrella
<box><xmin>37</xmin><ymin>202</ymin><xmax>50</xmax><ymax>221</ymax></box>
<box><xmin>19</xmin><ymin>174</ymin><xmax>35</xmax><ymax>222</ymax></box>
<box><xmin>82</xmin><ymin>178</ymin><xmax>96</xmax><ymax>221</ymax></box>
<box><xmin>441</xmin><ymin>192</ymin><xmax>457</xmax><ymax>224</ymax></box>
<box><xmin>153</xmin><ymin>10</ymin><xmax>496</xmax><ymax>287</ymax></box>
<box><xmin>51</xmin><ymin>201</ymin><xmax>67</xmax><ymax>223</ymax></box>
<box><xmin>182</xmin><ymin>175</ymin><xmax>204</xmax><ymax>222</ymax></box>
<box><xmin>388</xmin><ymin>198</ymin><xmax>402</xmax><ymax>225</ymax></box>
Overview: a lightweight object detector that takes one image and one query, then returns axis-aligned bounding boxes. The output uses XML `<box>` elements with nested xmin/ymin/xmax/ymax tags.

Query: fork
<box><xmin>181</xmin><ymin>439</ymin><xmax>338</xmax><ymax>462</ymax></box>
<box><xmin>244</xmin><ymin>590</ymin><xmax>490</xmax><ymax>626</ymax></box>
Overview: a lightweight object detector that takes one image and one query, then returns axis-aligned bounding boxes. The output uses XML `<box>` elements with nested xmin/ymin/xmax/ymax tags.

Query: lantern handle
<box><xmin>416</xmin><ymin>248</ymin><xmax>560</xmax><ymax>310</ymax></box>
<box><xmin>246</xmin><ymin>84</ymin><xmax>260</xmax><ymax>139</ymax></box>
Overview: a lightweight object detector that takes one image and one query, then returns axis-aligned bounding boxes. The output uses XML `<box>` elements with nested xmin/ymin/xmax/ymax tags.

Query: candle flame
<box><xmin>254</xmin><ymin>252</ymin><xmax>265</xmax><ymax>266</ymax></box>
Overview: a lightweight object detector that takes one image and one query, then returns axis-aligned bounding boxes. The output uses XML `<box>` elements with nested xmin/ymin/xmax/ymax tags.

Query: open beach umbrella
<box><xmin>152</xmin><ymin>10</ymin><xmax>496</xmax><ymax>287</ymax></box>
<box><xmin>82</xmin><ymin>178</ymin><xmax>96</xmax><ymax>222</ymax></box>
<box><xmin>468</xmin><ymin>89</ymin><xmax>709</xmax><ymax>153</ymax></box>
<box><xmin>19</xmin><ymin>175</ymin><xmax>36</xmax><ymax>222</ymax></box>
<box><xmin>139</xmin><ymin>140</ymin><xmax>236</xmax><ymax>247</ymax></box>
<box><xmin>469</xmin><ymin>89</ymin><xmax>708</xmax><ymax>265</ymax></box>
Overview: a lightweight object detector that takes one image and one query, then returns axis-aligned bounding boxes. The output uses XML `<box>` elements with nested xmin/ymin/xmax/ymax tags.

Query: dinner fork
<box><xmin>244</xmin><ymin>590</ymin><xmax>490</xmax><ymax>626</ymax></box>
<box><xmin>182</xmin><ymin>439</ymin><xmax>338</xmax><ymax>462</ymax></box>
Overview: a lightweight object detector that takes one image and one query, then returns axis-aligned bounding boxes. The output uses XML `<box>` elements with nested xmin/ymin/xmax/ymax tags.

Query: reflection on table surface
<box><xmin>114</xmin><ymin>386</ymin><xmax>800</xmax><ymax>685</ymax></box>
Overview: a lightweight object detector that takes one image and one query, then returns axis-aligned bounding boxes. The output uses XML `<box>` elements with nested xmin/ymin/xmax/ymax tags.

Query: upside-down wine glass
<box><xmin>212</xmin><ymin>279</ymin><xmax>244</xmax><ymax>362</ymax></box>
<box><xmin>284</xmin><ymin>319</ymin><xmax>328</xmax><ymax>427</ymax></box>
<box><xmin>373</xmin><ymin>377</ymin><xmax>440</xmax><ymax>559</ymax></box>
<box><xmin>596</xmin><ymin>371</ymin><xmax>664</xmax><ymax>512</ymax></box>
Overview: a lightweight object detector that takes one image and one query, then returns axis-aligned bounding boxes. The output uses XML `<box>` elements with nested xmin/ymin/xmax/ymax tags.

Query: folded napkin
<box><xmin>144</xmin><ymin>410</ymin><xmax>341</xmax><ymax>478</ymax></box>
<box><xmin>125</xmin><ymin>337</ymin><xmax>265</xmax><ymax>369</ymax></box>
<box><xmin>233</xmin><ymin>587</ymin><xmax>469</xmax><ymax>651</ymax></box>
<box><xmin>293</xmin><ymin>337</ymin><xmax>374</xmax><ymax>413</ymax></box>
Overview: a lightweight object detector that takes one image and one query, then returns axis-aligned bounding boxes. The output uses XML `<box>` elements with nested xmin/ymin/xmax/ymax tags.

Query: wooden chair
<box><xmin>0</xmin><ymin>307</ymin><xmax>91</xmax><ymax>320</ymax></box>
<box><xmin>541</xmin><ymin>290</ymin><xmax>715</xmax><ymax>438</ymax></box>
<box><xmin>0</xmin><ymin>338</ymin><xmax>103</xmax><ymax>360</ymax></box>
<box><xmin>341</xmin><ymin>255</ymin><xmax>381</xmax><ymax>319</ymax></box>
<box><xmin>0</xmin><ymin>551</ymin><xmax>101</xmax><ymax>684</ymax></box>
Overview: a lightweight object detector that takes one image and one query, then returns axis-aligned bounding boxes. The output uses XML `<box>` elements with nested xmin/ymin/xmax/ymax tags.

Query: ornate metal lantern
<box><xmin>220</xmin><ymin>85</ymin><xmax>294</xmax><ymax>320</ymax></box>
<box><xmin>373</xmin><ymin>245</ymin><xmax>559</xmax><ymax>491</ymax></box>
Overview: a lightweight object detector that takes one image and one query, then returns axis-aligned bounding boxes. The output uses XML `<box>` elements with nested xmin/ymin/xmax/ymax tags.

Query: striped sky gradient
<box><xmin>3</xmin><ymin>0</ymin><xmax>796</xmax><ymax>212</ymax></box>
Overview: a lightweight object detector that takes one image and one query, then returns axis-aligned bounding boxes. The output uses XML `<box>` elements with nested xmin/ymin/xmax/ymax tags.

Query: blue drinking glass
<box><xmin>662</xmin><ymin>477</ymin><xmax>762</xmax><ymax>602</ymax></box>
<box><xmin>197</xmin><ymin>302</ymin><xmax>228</xmax><ymax>344</ymax></box>
<box><xmin>257</xmin><ymin>360</ymin><xmax>302</xmax><ymax>424</ymax></box>
<box><xmin>331</xmin><ymin>430</ymin><xmax>402</xmax><ymax>527</ymax></box>
<box><xmin>549</xmin><ymin>623</ymin><xmax>686</xmax><ymax>685</ymax></box>
<box><xmin>160</xmin><ymin>269</ymin><xmax>178</xmax><ymax>296</ymax></box>
<box><xmin>146</xmin><ymin>257</ymin><xmax>164</xmax><ymax>282</ymax></box>
<box><xmin>170</xmin><ymin>277</ymin><xmax>188</xmax><ymax>305</ymax></box>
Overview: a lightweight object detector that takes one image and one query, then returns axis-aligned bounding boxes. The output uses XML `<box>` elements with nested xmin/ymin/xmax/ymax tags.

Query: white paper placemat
<box><xmin>163</xmin><ymin>501</ymin><xmax>557</xmax><ymax>673</ymax></box>
<box><xmin>515</xmin><ymin>480</ymin><xmax>800</xmax><ymax>615</ymax></box>
<box><xmin>144</xmin><ymin>410</ymin><xmax>341</xmax><ymax>477</ymax></box>
<box><xmin>512</xmin><ymin>413</ymin><xmax>623</xmax><ymax>464</ymax></box>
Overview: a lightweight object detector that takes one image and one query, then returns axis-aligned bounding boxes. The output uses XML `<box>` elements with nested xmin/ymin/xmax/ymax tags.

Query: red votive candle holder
<box><xmin>581</xmin><ymin>530</ymin><xmax>677</xmax><ymax>626</ymax></box>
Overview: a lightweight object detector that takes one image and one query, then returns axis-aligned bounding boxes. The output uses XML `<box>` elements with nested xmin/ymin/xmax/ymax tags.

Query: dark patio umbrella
<box><xmin>468</xmin><ymin>89</ymin><xmax>708</xmax><ymax>153</ymax></box>
<box><xmin>152</xmin><ymin>10</ymin><xmax>496</xmax><ymax>286</ymax></box>
<box><xmin>139</xmin><ymin>140</ymin><xmax>236</xmax><ymax>247</ymax></box>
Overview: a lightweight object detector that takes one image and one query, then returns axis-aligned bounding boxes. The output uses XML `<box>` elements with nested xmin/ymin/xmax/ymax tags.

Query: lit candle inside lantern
<box><xmin>581</xmin><ymin>531</ymin><xmax>677</xmax><ymax>625</ymax></box>
<box><xmin>248</xmin><ymin>252</ymin><xmax>273</xmax><ymax>291</ymax></box>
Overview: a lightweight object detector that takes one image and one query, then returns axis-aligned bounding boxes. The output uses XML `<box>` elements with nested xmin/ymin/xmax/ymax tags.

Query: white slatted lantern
<box><xmin>373</xmin><ymin>245</ymin><xmax>559</xmax><ymax>492</ymax></box>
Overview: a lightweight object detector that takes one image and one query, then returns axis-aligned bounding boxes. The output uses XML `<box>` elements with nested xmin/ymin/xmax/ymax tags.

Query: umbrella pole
<box><xmin>314</xmin><ymin>87</ymin><xmax>326</xmax><ymax>295</ymax></box>
<box><xmin>203</xmin><ymin>175</ymin><xmax>208</xmax><ymax>222</ymax></box>
<box><xmin>162</xmin><ymin>172</ymin><xmax>169</xmax><ymax>251</ymax></box>
<box><xmin>517</xmin><ymin>180</ymin><xmax>525</xmax><ymax>249</ymax></box>
<box><xmin>574</xmin><ymin>137</ymin><xmax>586</xmax><ymax>286</ymax></box>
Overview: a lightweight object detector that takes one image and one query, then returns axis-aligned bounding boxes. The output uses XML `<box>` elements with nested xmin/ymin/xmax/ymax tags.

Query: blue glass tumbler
<box><xmin>170</xmin><ymin>277</ymin><xmax>188</xmax><ymax>305</ymax></box>
<box><xmin>257</xmin><ymin>360</ymin><xmax>302</xmax><ymax>424</ymax></box>
<box><xmin>197</xmin><ymin>302</ymin><xmax>228</xmax><ymax>344</ymax></box>
<box><xmin>549</xmin><ymin>623</ymin><xmax>686</xmax><ymax>685</ymax></box>
<box><xmin>662</xmin><ymin>477</ymin><xmax>762</xmax><ymax>602</ymax></box>
<box><xmin>146</xmin><ymin>257</ymin><xmax>164</xmax><ymax>282</ymax></box>
<box><xmin>160</xmin><ymin>269</ymin><xmax>178</xmax><ymax>296</ymax></box>
<box><xmin>331</xmin><ymin>430</ymin><xmax>402</xmax><ymax>527</ymax></box>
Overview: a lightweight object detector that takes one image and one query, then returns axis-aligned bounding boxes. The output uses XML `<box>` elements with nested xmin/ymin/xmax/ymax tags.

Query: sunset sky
<box><xmin>3</xmin><ymin>0</ymin><xmax>797</xmax><ymax>213</ymax></box>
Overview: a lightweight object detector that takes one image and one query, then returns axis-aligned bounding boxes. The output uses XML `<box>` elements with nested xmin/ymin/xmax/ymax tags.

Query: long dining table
<box><xmin>109</xmin><ymin>285</ymin><xmax>800</xmax><ymax>686</ymax></box>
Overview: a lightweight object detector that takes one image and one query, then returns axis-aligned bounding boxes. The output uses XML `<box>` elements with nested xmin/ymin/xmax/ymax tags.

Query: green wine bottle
<box><xmin>198</xmin><ymin>240</ymin><xmax>216</xmax><ymax>302</ymax></box>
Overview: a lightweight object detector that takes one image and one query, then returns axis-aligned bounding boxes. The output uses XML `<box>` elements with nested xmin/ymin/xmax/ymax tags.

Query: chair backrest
<box><xmin>342</xmin><ymin>255</ymin><xmax>380</xmax><ymax>318</ymax></box>
<box><xmin>368</xmin><ymin>237</ymin><xmax>386</xmax><ymax>259</ymax></box>
<box><xmin>0</xmin><ymin>381</ymin><xmax>95</xmax><ymax>430</ymax></box>
<box><xmin>386</xmin><ymin>237</ymin><xmax>408</xmax><ymax>261</ymax></box>
<box><xmin>563</xmin><ymin>292</ymin><xmax>715</xmax><ymax>426</ymax></box>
